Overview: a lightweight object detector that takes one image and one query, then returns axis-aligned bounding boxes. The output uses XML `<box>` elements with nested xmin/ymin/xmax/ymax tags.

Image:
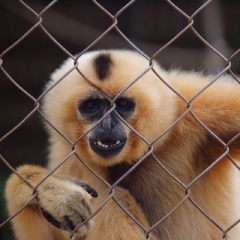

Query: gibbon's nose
<box><xmin>100</xmin><ymin>112</ymin><xmax>119</xmax><ymax>138</ymax></box>
<box><xmin>101</xmin><ymin>114</ymin><xmax>112</xmax><ymax>134</ymax></box>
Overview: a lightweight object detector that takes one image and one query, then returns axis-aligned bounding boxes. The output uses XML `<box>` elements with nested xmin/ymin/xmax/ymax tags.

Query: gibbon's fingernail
<box><xmin>69</xmin><ymin>179</ymin><xmax>98</xmax><ymax>198</ymax></box>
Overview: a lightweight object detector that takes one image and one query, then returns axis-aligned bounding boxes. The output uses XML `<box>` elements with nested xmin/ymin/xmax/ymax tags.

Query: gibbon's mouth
<box><xmin>89</xmin><ymin>138</ymin><xmax>126</xmax><ymax>159</ymax></box>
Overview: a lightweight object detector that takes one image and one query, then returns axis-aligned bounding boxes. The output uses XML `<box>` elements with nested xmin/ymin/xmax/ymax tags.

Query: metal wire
<box><xmin>1</xmin><ymin>1</ymin><xmax>240</xmax><ymax>239</ymax></box>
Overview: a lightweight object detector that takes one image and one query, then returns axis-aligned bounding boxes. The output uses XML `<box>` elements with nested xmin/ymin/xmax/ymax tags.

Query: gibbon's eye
<box><xmin>116</xmin><ymin>99</ymin><xmax>130</xmax><ymax>109</ymax></box>
<box><xmin>115</xmin><ymin>97</ymin><xmax>135</xmax><ymax>116</ymax></box>
<box><xmin>84</xmin><ymin>100</ymin><xmax>98</xmax><ymax>111</ymax></box>
<box><xmin>79</xmin><ymin>98</ymin><xmax>100</xmax><ymax>117</ymax></box>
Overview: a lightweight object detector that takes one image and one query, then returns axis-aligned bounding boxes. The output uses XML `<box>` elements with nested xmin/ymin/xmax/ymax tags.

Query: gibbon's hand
<box><xmin>37</xmin><ymin>176</ymin><xmax>98</xmax><ymax>235</ymax></box>
<box><xmin>6</xmin><ymin>165</ymin><xmax>98</xmax><ymax>239</ymax></box>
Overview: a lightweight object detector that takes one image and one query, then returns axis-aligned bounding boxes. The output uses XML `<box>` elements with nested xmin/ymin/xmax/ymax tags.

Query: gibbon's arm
<box><xmin>171</xmin><ymin>72</ymin><xmax>240</xmax><ymax>159</ymax></box>
<box><xmin>85</xmin><ymin>186</ymin><xmax>156</xmax><ymax>240</ymax></box>
<box><xmin>5</xmin><ymin>165</ymin><xmax>97</xmax><ymax>240</ymax></box>
<box><xmin>6</xmin><ymin>165</ymin><xmax>154</xmax><ymax>240</ymax></box>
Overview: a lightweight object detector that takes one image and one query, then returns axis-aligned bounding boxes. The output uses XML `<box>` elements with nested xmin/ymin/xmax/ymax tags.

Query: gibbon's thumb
<box><xmin>69</xmin><ymin>179</ymin><xmax>98</xmax><ymax>198</ymax></box>
<box><xmin>81</xmin><ymin>183</ymin><xmax>98</xmax><ymax>198</ymax></box>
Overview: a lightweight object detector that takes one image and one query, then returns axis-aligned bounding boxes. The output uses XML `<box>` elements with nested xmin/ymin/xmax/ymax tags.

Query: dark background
<box><xmin>1</xmin><ymin>0</ymin><xmax>240</xmax><ymax>239</ymax></box>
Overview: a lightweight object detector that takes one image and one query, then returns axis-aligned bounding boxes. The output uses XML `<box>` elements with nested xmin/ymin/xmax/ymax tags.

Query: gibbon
<box><xmin>5</xmin><ymin>49</ymin><xmax>240</xmax><ymax>240</ymax></box>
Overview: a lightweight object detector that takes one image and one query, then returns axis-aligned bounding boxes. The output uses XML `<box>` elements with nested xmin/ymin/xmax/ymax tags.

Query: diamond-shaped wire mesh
<box><xmin>1</xmin><ymin>1</ymin><xmax>240</xmax><ymax>239</ymax></box>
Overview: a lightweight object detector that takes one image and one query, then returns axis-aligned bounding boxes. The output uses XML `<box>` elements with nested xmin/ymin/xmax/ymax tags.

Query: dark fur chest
<box><xmin>109</xmin><ymin>159</ymin><xmax>166</xmax><ymax>228</ymax></box>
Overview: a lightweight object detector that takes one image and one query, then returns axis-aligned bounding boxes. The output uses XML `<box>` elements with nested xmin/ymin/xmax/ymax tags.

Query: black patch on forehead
<box><xmin>93</xmin><ymin>53</ymin><xmax>112</xmax><ymax>80</ymax></box>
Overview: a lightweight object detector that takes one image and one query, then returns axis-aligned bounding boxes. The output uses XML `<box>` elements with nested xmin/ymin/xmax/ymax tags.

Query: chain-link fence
<box><xmin>1</xmin><ymin>1</ymin><xmax>240</xmax><ymax>239</ymax></box>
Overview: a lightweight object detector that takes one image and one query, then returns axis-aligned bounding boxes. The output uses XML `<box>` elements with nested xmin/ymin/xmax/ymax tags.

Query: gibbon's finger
<box><xmin>41</xmin><ymin>208</ymin><xmax>66</xmax><ymax>230</ymax></box>
<box><xmin>41</xmin><ymin>208</ymin><xmax>88</xmax><ymax>232</ymax></box>
<box><xmin>69</xmin><ymin>179</ymin><xmax>98</xmax><ymax>198</ymax></box>
<box><xmin>41</xmin><ymin>209</ymin><xmax>78</xmax><ymax>232</ymax></box>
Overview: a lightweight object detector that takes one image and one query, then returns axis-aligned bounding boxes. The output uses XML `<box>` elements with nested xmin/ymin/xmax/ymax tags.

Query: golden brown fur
<box><xmin>5</xmin><ymin>50</ymin><xmax>240</xmax><ymax>239</ymax></box>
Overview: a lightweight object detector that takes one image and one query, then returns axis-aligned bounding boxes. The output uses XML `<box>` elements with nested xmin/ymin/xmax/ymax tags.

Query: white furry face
<box><xmin>42</xmin><ymin>50</ymin><xmax>175</xmax><ymax>167</ymax></box>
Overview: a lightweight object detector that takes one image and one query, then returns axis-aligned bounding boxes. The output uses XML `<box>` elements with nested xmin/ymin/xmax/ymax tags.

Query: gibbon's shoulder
<box><xmin>43</xmin><ymin>49</ymin><xmax>239</xmax><ymax>112</ymax></box>
<box><xmin>167</xmin><ymin>68</ymin><xmax>239</xmax><ymax>100</ymax></box>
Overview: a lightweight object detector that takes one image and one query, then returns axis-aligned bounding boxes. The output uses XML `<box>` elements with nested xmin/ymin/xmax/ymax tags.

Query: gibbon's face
<box><xmin>78</xmin><ymin>93</ymin><xmax>135</xmax><ymax>159</ymax></box>
<box><xmin>43</xmin><ymin>50</ymin><xmax>175</xmax><ymax>167</ymax></box>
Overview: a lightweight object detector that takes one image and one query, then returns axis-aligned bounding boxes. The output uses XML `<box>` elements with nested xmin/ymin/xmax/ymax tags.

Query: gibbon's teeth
<box><xmin>98</xmin><ymin>141</ymin><xmax>108</xmax><ymax>148</ymax></box>
<box><xmin>93</xmin><ymin>140</ymin><xmax>122</xmax><ymax>148</ymax></box>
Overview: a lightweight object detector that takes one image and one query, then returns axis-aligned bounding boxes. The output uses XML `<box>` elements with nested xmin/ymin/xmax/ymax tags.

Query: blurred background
<box><xmin>1</xmin><ymin>0</ymin><xmax>240</xmax><ymax>238</ymax></box>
